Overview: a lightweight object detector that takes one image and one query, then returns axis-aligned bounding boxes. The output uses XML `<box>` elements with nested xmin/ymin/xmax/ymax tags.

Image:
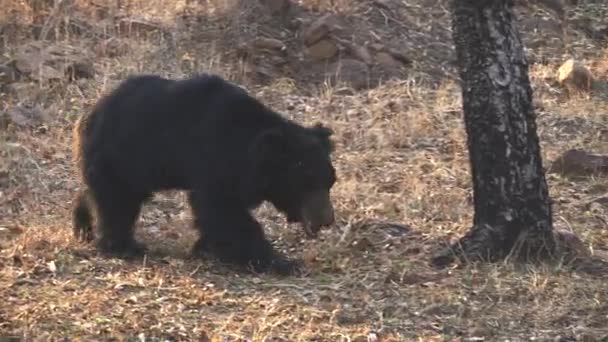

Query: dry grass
<box><xmin>1</xmin><ymin>0</ymin><xmax>608</xmax><ymax>340</ymax></box>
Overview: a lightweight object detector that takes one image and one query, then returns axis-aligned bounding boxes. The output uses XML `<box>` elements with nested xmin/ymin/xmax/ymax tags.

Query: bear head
<box><xmin>250</xmin><ymin>122</ymin><xmax>337</xmax><ymax>238</ymax></box>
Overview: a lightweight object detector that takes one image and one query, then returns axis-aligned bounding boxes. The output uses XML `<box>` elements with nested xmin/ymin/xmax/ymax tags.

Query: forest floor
<box><xmin>1</xmin><ymin>0</ymin><xmax>608</xmax><ymax>340</ymax></box>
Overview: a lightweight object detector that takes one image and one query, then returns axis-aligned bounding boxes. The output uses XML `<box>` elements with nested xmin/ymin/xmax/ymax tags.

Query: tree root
<box><xmin>431</xmin><ymin>224</ymin><xmax>605</xmax><ymax>275</ymax></box>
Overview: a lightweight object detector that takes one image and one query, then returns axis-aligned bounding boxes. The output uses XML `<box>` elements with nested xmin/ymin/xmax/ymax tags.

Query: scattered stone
<box><xmin>0</xmin><ymin>226</ymin><xmax>23</xmax><ymax>240</ymax></box>
<box><xmin>5</xmin><ymin>82</ymin><xmax>40</xmax><ymax>102</ymax></box>
<box><xmin>376</xmin><ymin>52</ymin><xmax>402</xmax><ymax>68</ymax></box>
<box><xmin>306</xmin><ymin>39</ymin><xmax>338</xmax><ymax>60</ymax></box>
<box><xmin>235</xmin><ymin>42</ymin><xmax>252</xmax><ymax>58</ymax></box>
<box><xmin>95</xmin><ymin>38</ymin><xmax>129</xmax><ymax>58</ymax></box>
<box><xmin>352</xmin><ymin>334</ymin><xmax>379</xmax><ymax>342</ymax></box>
<box><xmin>256</xmin><ymin>64</ymin><xmax>274</xmax><ymax>78</ymax></box>
<box><xmin>578</xmin><ymin>333</ymin><xmax>599</xmax><ymax>342</ymax></box>
<box><xmin>548</xmin><ymin>149</ymin><xmax>608</xmax><ymax>177</ymax></box>
<box><xmin>303</xmin><ymin>14</ymin><xmax>337</xmax><ymax>46</ymax></box>
<box><xmin>287</xmin><ymin>17</ymin><xmax>305</xmax><ymax>30</ymax></box>
<box><xmin>117</xmin><ymin>17</ymin><xmax>163</xmax><ymax>36</ymax></box>
<box><xmin>370</xmin><ymin>43</ymin><xmax>385</xmax><ymax>51</ymax></box>
<box><xmin>583</xmin><ymin>193</ymin><xmax>608</xmax><ymax>209</ymax></box>
<box><xmin>557</xmin><ymin>59</ymin><xmax>593</xmax><ymax>92</ymax></box>
<box><xmin>199</xmin><ymin>331</ymin><xmax>211</xmax><ymax>342</ymax></box>
<box><xmin>387</xmin><ymin>48</ymin><xmax>412</xmax><ymax>65</ymax></box>
<box><xmin>269</xmin><ymin>55</ymin><xmax>288</xmax><ymax>66</ymax></box>
<box><xmin>535</xmin><ymin>0</ymin><xmax>566</xmax><ymax>18</ymax></box>
<box><xmin>15</xmin><ymin>55</ymin><xmax>63</xmax><ymax>81</ymax></box>
<box><xmin>357</xmin><ymin>220</ymin><xmax>412</xmax><ymax>236</ymax></box>
<box><xmin>373</xmin><ymin>0</ymin><xmax>393</xmax><ymax>10</ymax></box>
<box><xmin>245</xmin><ymin>62</ymin><xmax>275</xmax><ymax>82</ymax></box>
<box><xmin>349</xmin><ymin>44</ymin><xmax>373</xmax><ymax>65</ymax></box>
<box><xmin>554</xmin><ymin>228</ymin><xmax>588</xmax><ymax>257</ymax></box>
<box><xmin>0</xmin><ymin>62</ymin><xmax>21</xmax><ymax>83</ymax></box>
<box><xmin>334</xmin><ymin>309</ymin><xmax>366</xmax><ymax>325</ymax></box>
<box><xmin>520</xmin><ymin>16</ymin><xmax>563</xmax><ymax>38</ymax></box>
<box><xmin>237</xmin><ymin>37</ymin><xmax>287</xmax><ymax>61</ymax></box>
<box><xmin>65</xmin><ymin>61</ymin><xmax>95</xmax><ymax>81</ymax></box>
<box><xmin>467</xmin><ymin>325</ymin><xmax>495</xmax><ymax>339</ymax></box>
<box><xmin>350</xmin><ymin>237</ymin><xmax>374</xmax><ymax>251</ymax></box>
<box><xmin>2</xmin><ymin>103</ymin><xmax>49</xmax><ymax>128</ymax></box>
<box><xmin>380</xmin><ymin>223</ymin><xmax>411</xmax><ymax>237</ymax></box>
<box><xmin>259</xmin><ymin>0</ymin><xmax>291</xmax><ymax>16</ymax></box>
<box><xmin>252</xmin><ymin>37</ymin><xmax>286</xmax><ymax>51</ymax></box>
<box><xmin>0</xmin><ymin>169</ymin><xmax>8</xmax><ymax>187</ymax></box>
<box><xmin>595</xmin><ymin>26</ymin><xmax>608</xmax><ymax>41</ymax></box>
<box><xmin>14</xmin><ymin>42</ymin><xmax>92</xmax><ymax>83</ymax></box>
<box><xmin>327</xmin><ymin>58</ymin><xmax>370</xmax><ymax>90</ymax></box>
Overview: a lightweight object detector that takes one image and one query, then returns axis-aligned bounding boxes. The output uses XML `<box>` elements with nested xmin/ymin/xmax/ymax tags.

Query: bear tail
<box><xmin>72</xmin><ymin>188</ymin><xmax>95</xmax><ymax>242</ymax></box>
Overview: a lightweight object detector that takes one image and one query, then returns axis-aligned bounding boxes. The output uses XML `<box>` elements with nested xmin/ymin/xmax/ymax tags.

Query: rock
<box><xmin>350</xmin><ymin>237</ymin><xmax>374</xmax><ymax>251</ymax></box>
<box><xmin>334</xmin><ymin>309</ymin><xmax>366</xmax><ymax>325</ymax></box>
<box><xmin>252</xmin><ymin>37</ymin><xmax>286</xmax><ymax>51</ymax></box>
<box><xmin>387</xmin><ymin>48</ymin><xmax>412</xmax><ymax>65</ymax></box>
<box><xmin>0</xmin><ymin>62</ymin><xmax>21</xmax><ymax>83</ymax></box>
<box><xmin>16</xmin><ymin>56</ymin><xmax>68</xmax><ymax>82</ymax></box>
<box><xmin>349</xmin><ymin>44</ymin><xmax>373</xmax><ymax>65</ymax></box>
<box><xmin>584</xmin><ymin>194</ymin><xmax>608</xmax><ymax>209</ymax></box>
<box><xmin>287</xmin><ymin>17</ymin><xmax>305</xmax><ymax>30</ymax></box>
<box><xmin>95</xmin><ymin>38</ymin><xmax>129</xmax><ymax>58</ymax></box>
<box><xmin>2</xmin><ymin>103</ymin><xmax>49</xmax><ymax>128</ymax></box>
<box><xmin>0</xmin><ymin>226</ymin><xmax>23</xmax><ymax>240</ymax></box>
<box><xmin>306</xmin><ymin>39</ymin><xmax>338</xmax><ymax>60</ymax></box>
<box><xmin>373</xmin><ymin>0</ymin><xmax>393</xmax><ymax>10</ymax></box>
<box><xmin>5</xmin><ymin>82</ymin><xmax>40</xmax><ymax>102</ymax></box>
<box><xmin>594</xmin><ymin>26</ymin><xmax>608</xmax><ymax>41</ymax></box>
<box><xmin>536</xmin><ymin>0</ymin><xmax>566</xmax><ymax>18</ymax></box>
<box><xmin>548</xmin><ymin>149</ymin><xmax>608</xmax><ymax>177</ymax></box>
<box><xmin>557</xmin><ymin>59</ymin><xmax>593</xmax><ymax>92</ymax></box>
<box><xmin>0</xmin><ymin>168</ymin><xmax>8</xmax><ymax>187</ymax></box>
<box><xmin>64</xmin><ymin>61</ymin><xmax>95</xmax><ymax>81</ymax></box>
<box><xmin>376</xmin><ymin>52</ymin><xmax>402</xmax><ymax>68</ymax></box>
<box><xmin>249</xmin><ymin>63</ymin><xmax>275</xmax><ymax>81</ymax></box>
<box><xmin>117</xmin><ymin>17</ymin><xmax>162</xmax><ymax>36</ymax></box>
<box><xmin>235</xmin><ymin>42</ymin><xmax>252</xmax><ymax>58</ymax></box>
<box><xmin>370</xmin><ymin>43</ymin><xmax>385</xmax><ymax>51</ymax></box>
<box><xmin>269</xmin><ymin>55</ymin><xmax>288</xmax><ymax>66</ymax></box>
<box><xmin>303</xmin><ymin>14</ymin><xmax>337</xmax><ymax>46</ymax></box>
<box><xmin>554</xmin><ymin>229</ymin><xmax>588</xmax><ymax>257</ymax></box>
<box><xmin>14</xmin><ymin>42</ymin><xmax>91</xmax><ymax>82</ymax></box>
<box><xmin>238</xmin><ymin>38</ymin><xmax>286</xmax><ymax>60</ymax></box>
<box><xmin>352</xmin><ymin>334</ymin><xmax>379</xmax><ymax>342</ymax></box>
<box><xmin>520</xmin><ymin>16</ymin><xmax>563</xmax><ymax>38</ymax></box>
<box><xmin>259</xmin><ymin>0</ymin><xmax>291</xmax><ymax>15</ymax></box>
<box><xmin>328</xmin><ymin>58</ymin><xmax>370</xmax><ymax>90</ymax></box>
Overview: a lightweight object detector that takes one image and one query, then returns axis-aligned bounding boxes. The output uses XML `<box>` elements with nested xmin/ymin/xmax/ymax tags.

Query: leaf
<box><xmin>47</xmin><ymin>260</ymin><xmax>57</xmax><ymax>273</ymax></box>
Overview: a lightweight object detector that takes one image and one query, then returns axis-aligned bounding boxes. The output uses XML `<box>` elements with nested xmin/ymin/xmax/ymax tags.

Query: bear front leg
<box><xmin>188</xmin><ymin>192</ymin><xmax>301</xmax><ymax>276</ymax></box>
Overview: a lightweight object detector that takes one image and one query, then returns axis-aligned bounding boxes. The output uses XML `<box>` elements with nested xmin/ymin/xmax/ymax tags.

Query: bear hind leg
<box><xmin>87</xmin><ymin>173</ymin><xmax>148</xmax><ymax>257</ymax></box>
<box><xmin>72</xmin><ymin>188</ymin><xmax>95</xmax><ymax>242</ymax></box>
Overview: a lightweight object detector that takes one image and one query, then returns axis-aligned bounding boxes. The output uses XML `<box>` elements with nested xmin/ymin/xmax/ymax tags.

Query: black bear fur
<box><xmin>71</xmin><ymin>73</ymin><xmax>337</xmax><ymax>275</ymax></box>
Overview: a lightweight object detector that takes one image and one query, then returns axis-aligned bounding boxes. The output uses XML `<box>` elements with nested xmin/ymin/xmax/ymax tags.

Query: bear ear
<box><xmin>311</xmin><ymin>122</ymin><xmax>335</xmax><ymax>153</ymax></box>
<box><xmin>250</xmin><ymin>128</ymin><xmax>287</xmax><ymax>162</ymax></box>
<box><xmin>312</xmin><ymin>122</ymin><xmax>334</xmax><ymax>137</ymax></box>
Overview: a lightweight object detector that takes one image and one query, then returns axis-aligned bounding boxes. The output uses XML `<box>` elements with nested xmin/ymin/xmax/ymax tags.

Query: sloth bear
<box><xmin>71</xmin><ymin>73</ymin><xmax>337</xmax><ymax>275</ymax></box>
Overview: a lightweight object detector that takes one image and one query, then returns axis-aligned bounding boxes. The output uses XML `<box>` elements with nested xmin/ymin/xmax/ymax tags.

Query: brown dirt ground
<box><xmin>1</xmin><ymin>0</ymin><xmax>608</xmax><ymax>340</ymax></box>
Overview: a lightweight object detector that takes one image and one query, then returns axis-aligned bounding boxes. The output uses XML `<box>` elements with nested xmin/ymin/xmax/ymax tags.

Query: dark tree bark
<box><xmin>433</xmin><ymin>0</ymin><xmax>558</xmax><ymax>266</ymax></box>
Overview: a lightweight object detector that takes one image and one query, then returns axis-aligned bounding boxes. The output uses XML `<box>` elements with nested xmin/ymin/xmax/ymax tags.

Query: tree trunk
<box><xmin>432</xmin><ymin>0</ymin><xmax>556</xmax><ymax>266</ymax></box>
